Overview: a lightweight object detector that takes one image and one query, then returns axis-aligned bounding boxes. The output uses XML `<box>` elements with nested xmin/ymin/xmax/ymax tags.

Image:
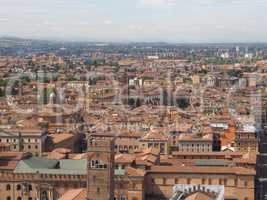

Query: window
<box><xmin>187</xmin><ymin>178</ymin><xmax>191</xmax><ymax>184</ymax></box>
<box><xmin>244</xmin><ymin>180</ymin><xmax>248</xmax><ymax>187</ymax></box>
<box><xmin>28</xmin><ymin>184</ymin><xmax>32</xmax><ymax>191</ymax></box>
<box><xmin>91</xmin><ymin>160</ymin><xmax>95</xmax><ymax>167</ymax></box>
<box><xmin>6</xmin><ymin>197</ymin><xmax>11</xmax><ymax>200</ymax></box>
<box><xmin>16</xmin><ymin>184</ymin><xmax>21</xmax><ymax>190</ymax></box>
<box><xmin>17</xmin><ymin>197</ymin><xmax>22</xmax><ymax>200</ymax></box>
<box><xmin>28</xmin><ymin>145</ymin><xmax>31</xmax><ymax>149</ymax></box>
<box><xmin>120</xmin><ymin>195</ymin><xmax>126</xmax><ymax>200</ymax></box>
<box><xmin>97</xmin><ymin>187</ymin><xmax>100</xmax><ymax>194</ymax></box>
<box><xmin>208</xmin><ymin>179</ymin><xmax>212</xmax><ymax>185</ymax></box>
<box><xmin>95</xmin><ymin>160</ymin><xmax>99</xmax><ymax>166</ymax></box>
<box><xmin>93</xmin><ymin>176</ymin><xmax>96</xmax><ymax>183</ymax></box>
<box><xmin>234</xmin><ymin>179</ymin><xmax>238</xmax><ymax>186</ymax></box>
<box><xmin>35</xmin><ymin>145</ymin><xmax>38</xmax><ymax>149</ymax></box>
<box><xmin>6</xmin><ymin>184</ymin><xmax>11</xmax><ymax>191</ymax></box>
<box><xmin>29</xmin><ymin>198</ymin><xmax>33</xmax><ymax>200</ymax></box>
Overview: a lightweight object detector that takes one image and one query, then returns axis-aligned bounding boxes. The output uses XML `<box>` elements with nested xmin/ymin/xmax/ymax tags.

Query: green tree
<box><xmin>38</xmin><ymin>88</ymin><xmax>48</xmax><ymax>104</ymax></box>
<box><xmin>0</xmin><ymin>87</ymin><xmax>5</xmax><ymax>97</ymax></box>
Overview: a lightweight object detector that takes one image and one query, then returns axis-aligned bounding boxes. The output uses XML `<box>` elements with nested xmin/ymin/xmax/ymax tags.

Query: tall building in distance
<box><xmin>87</xmin><ymin>137</ymin><xmax>115</xmax><ymax>200</ymax></box>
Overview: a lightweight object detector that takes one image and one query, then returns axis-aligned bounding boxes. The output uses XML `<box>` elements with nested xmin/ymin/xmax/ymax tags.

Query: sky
<box><xmin>0</xmin><ymin>0</ymin><xmax>267</xmax><ymax>42</ymax></box>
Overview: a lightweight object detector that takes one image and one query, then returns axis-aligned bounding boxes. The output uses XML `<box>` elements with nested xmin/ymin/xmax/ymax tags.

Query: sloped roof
<box><xmin>185</xmin><ymin>192</ymin><xmax>214</xmax><ymax>200</ymax></box>
<box><xmin>115</xmin><ymin>154</ymin><xmax>135</xmax><ymax>164</ymax></box>
<box><xmin>126</xmin><ymin>166</ymin><xmax>146</xmax><ymax>177</ymax></box>
<box><xmin>142</xmin><ymin>130</ymin><xmax>167</xmax><ymax>141</ymax></box>
<box><xmin>59</xmin><ymin>188</ymin><xmax>86</xmax><ymax>200</ymax></box>
<box><xmin>14</xmin><ymin>157</ymin><xmax>87</xmax><ymax>175</ymax></box>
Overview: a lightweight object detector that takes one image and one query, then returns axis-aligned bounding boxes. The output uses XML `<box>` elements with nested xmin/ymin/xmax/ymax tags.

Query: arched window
<box><xmin>120</xmin><ymin>195</ymin><xmax>126</xmax><ymax>200</ymax></box>
<box><xmin>17</xmin><ymin>197</ymin><xmax>22</xmax><ymax>200</ymax></box>
<box><xmin>6</xmin><ymin>184</ymin><xmax>11</xmax><ymax>191</ymax></box>
<box><xmin>29</xmin><ymin>197</ymin><xmax>33</xmax><ymax>200</ymax></box>
<box><xmin>6</xmin><ymin>197</ymin><xmax>11</xmax><ymax>200</ymax></box>
<box><xmin>16</xmin><ymin>184</ymin><xmax>21</xmax><ymax>190</ymax></box>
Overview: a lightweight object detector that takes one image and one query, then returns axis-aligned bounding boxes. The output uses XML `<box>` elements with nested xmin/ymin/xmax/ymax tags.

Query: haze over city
<box><xmin>0</xmin><ymin>0</ymin><xmax>267</xmax><ymax>42</ymax></box>
<box><xmin>2</xmin><ymin>1</ymin><xmax>267</xmax><ymax>200</ymax></box>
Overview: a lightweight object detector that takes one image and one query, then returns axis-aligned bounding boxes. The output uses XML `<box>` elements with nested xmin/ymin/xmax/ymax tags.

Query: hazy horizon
<box><xmin>0</xmin><ymin>0</ymin><xmax>267</xmax><ymax>43</ymax></box>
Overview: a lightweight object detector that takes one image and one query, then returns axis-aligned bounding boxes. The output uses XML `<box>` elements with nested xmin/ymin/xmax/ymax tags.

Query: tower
<box><xmin>87</xmin><ymin>138</ymin><xmax>115</xmax><ymax>200</ymax></box>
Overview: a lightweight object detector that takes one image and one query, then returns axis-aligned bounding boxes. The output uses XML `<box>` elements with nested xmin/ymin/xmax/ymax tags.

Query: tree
<box><xmin>38</xmin><ymin>88</ymin><xmax>48</xmax><ymax>105</ymax></box>
<box><xmin>20</xmin><ymin>75</ymin><xmax>31</xmax><ymax>84</ymax></box>
<box><xmin>38</xmin><ymin>121</ymin><xmax>49</xmax><ymax>130</ymax></box>
<box><xmin>227</xmin><ymin>69</ymin><xmax>242</xmax><ymax>78</ymax></box>
<box><xmin>0</xmin><ymin>87</ymin><xmax>4</xmax><ymax>97</ymax></box>
<box><xmin>0</xmin><ymin>79</ymin><xmax>7</xmax><ymax>87</ymax></box>
<box><xmin>176</xmin><ymin>97</ymin><xmax>190</xmax><ymax>109</ymax></box>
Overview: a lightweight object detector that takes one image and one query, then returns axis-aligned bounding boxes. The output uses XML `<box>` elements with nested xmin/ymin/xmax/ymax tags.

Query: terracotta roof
<box><xmin>185</xmin><ymin>192</ymin><xmax>214</xmax><ymax>200</ymax></box>
<box><xmin>115</xmin><ymin>154</ymin><xmax>135</xmax><ymax>164</ymax></box>
<box><xmin>221</xmin><ymin>127</ymin><xmax>236</xmax><ymax>146</ymax></box>
<box><xmin>47</xmin><ymin>151</ymin><xmax>67</xmax><ymax>160</ymax></box>
<box><xmin>0</xmin><ymin>152</ymin><xmax>31</xmax><ymax>171</ymax></box>
<box><xmin>149</xmin><ymin>165</ymin><xmax>256</xmax><ymax>175</ymax></box>
<box><xmin>178</xmin><ymin>134</ymin><xmax>213</xmax><ymax>142</ymax></box>
<box><xmin>71</xmin><ymin>153</ymin><xmax>88</xmax><ymax>160</ymax></box>
<box><xmin>51</xmin><ymin>133</ymin><xmax>74</xmax><ymax>144</ymax></box>
<box><xmin>59</xmin><ymin>189</ymin><xmax>86</xmax><ymax>200</ymax></box>
<box><xmin>138</xmin><ymin>147</ymin><xmax>160</xmax><ymax>156</ymax></box>
<box><xmin>53</xmin><ymin>148</ymin><xmax>72</xmax><ymax>154</ymax></box>
<box><xmin>142</xmin><ymin>130</ymin><xmax>167</xmax><ymax>141</ymax></box>
<box><xmin>126</xmin><ymin>166</ymin><xmax>146</xmax><ymax>177</ymax></box>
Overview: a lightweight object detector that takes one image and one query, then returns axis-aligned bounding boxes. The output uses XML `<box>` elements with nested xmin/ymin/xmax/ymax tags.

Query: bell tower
<box><xmin>87</xmin><ymin>137</ymin><xmax>115</xmax><ymax>200</ymax></box>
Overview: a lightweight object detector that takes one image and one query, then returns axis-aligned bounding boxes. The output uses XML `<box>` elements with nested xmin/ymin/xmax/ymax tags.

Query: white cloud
<box><xmin>104</xmin><ymin>20</ymin><xmax>112</xmax><ymax>25</ymax></box>
<box><xmin>128</xmin><ymin>25</ymin><xmax>143</xmax><ymax>31</ymax></box>
<box><xmin>0</xmin><ymin>18</ymin><xmax>8</xmax><ymax>21</ymax></box>
<box><xmin>139</xmin><ymin>0</ymin><xmax>177</xmax><ymax>8</ymax></box>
